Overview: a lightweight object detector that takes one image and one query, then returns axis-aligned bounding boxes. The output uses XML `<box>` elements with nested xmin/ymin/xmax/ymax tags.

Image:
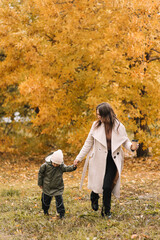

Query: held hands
<box><xmin>74</xmin><ymin>159</ymin><xmax>79</xmax><ymax>167</ymax></box>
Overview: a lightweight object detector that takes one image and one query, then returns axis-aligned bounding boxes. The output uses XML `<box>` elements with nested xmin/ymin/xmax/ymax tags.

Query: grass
<box><xmin>0</xmin><ymin>155</ymin><xmax>159</xmax><ymax>240</ymax></box>
<box><xmin>1</xmin><ymin>188</ymin><xmax>20</xmax><ymax>197</ymax></box>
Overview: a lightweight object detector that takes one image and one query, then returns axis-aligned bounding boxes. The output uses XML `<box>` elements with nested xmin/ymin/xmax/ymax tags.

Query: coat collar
<box><xmin>111</xmin><ymin>124</ymin><xmax>128</xmax><ymax>153</ymax></box>
<box><xmin>92</xmin><ymin>122</ymin><xmax>107</xmax><ymax>148</ymax></box>
<box><xmin>92</xmin><ymin>121</ymin><xmax>128</xmax><ymax>152</ymax></box>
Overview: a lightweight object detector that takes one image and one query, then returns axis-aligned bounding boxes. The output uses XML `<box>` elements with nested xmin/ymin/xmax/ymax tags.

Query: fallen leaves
<box><xmin>0</xmin><ymin>154</ymin><xmax>160</xmax><ymax>239</ymax></box>
<box><xmin>131</xmin><ymin>233</ymin><xmax>150</xmax><ymax>239</ymax></box>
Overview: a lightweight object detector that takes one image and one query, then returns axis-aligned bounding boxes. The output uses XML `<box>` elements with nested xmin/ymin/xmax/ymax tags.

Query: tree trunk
<box><xmin>137</xmin><ymin>142</ymin><xmax>149</xmax><ymax>157</ymax></box>
<box><xmin>134</xmin><ymin>116</ymin><xmax>150</xmax><ymax>158</ymax></box>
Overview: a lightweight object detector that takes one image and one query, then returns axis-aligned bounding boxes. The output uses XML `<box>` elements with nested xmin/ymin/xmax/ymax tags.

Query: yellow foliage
<box><xmin>0</xmin><ymin>0</ymin><xmax>160</xmax><ymax>155</ymax></box>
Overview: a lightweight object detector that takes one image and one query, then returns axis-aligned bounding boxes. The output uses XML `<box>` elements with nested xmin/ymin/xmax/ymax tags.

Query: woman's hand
<box><xmin>130</xmin><ymin>143</ymin><xmax>139</xmax><ymax>151</ymax></box>
<box><xmin>74</xmin><ymin>159</ymin><xmax>79</xmax><ymax>166</ymax></box>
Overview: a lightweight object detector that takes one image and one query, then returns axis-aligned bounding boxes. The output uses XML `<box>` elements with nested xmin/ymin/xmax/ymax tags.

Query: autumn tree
<box><xmin>0</xmin><ymin>0</ymin><xmax>159</xmax><ymax>156</ymax></box>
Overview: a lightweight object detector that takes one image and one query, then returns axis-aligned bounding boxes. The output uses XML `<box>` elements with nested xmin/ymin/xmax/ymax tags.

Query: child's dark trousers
<box><xmin>41</xmin><ymin>192</ymin><xmax>65</xmax><ymax>217</ymax></box>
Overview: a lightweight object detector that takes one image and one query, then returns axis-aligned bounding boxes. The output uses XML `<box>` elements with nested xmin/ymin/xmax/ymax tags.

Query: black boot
<box><xmin>90</xmin><ymin>191</ymin><xmax>100</xmax><ymax>211</ymax></box>
<box><xmin>101</xmin><ymin>207</ymin><xmax>111</xmax><ymax>218</ymax></box>
<box><xmin>102</xmin><ymin>188</ymin><xmax>112</xmax><ymax>218</ymax></box>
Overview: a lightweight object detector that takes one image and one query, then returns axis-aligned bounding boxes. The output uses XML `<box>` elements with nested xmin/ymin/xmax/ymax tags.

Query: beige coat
<box><xmin>76</xmin><ymin>121</ymin><xmax>132</xmax><ymax>198</ymax></box>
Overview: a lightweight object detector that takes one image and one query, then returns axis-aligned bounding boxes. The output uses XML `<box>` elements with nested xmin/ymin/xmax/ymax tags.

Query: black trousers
<box><xmin>91</xmin><ymin>150</ymin><xmax>117</xmax><ymax>213</ymax></box>
<box><xmin>41</xmin><ymin>193</ymin><xmax>65</xmax><ymax>216</ymax></box>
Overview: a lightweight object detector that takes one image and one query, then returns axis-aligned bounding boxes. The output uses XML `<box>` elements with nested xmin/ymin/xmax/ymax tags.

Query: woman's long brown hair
<box><xmin>95</xmin><ymin>102</ymin><xmax>120</xmax><ymax>132</ymax></box>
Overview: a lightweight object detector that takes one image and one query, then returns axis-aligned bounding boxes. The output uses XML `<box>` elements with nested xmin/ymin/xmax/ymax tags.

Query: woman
<box><xmin>74</xmin><ymin>102</ymin><xmax>138</xmax><ymax>218</ymax></box>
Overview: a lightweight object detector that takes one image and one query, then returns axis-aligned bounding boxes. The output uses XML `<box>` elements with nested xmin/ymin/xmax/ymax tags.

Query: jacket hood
<box><xmin>45</xmin><ymin>152</ymin><xmax>53</xmax><ymax>162</ymax></box>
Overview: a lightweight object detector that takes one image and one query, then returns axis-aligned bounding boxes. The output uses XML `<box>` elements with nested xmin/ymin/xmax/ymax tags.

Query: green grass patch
<box><xmin>0</xmin><ymin>182</ymin><xmax>159</xmax><ymax>240</ymax></box>
<box><xmin>1</xmin><ymin>188</ymin><xmax>20</xmax><ymax>197</ymax></box>
<box><xmin>0</xmin><ymin>154</ymin><xmax>160</xmax><ymax>240</ymax></box>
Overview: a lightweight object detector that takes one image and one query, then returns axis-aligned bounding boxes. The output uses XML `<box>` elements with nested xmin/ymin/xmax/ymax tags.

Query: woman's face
<box><xmin>96</xmin><ymin>109</ymin><xmax>110</xmax><ymax>123</ymax></box>
<box><xmin>96</xmin><ymin>109</ymin><xmax>103</xmax><ymax>122</ymax></box>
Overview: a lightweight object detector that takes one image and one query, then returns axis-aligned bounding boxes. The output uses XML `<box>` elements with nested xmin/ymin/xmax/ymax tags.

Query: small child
<box><xmin>38</xmin><ymin>149</ymin><xmax>77</xmax><ymax>219</ymax></box>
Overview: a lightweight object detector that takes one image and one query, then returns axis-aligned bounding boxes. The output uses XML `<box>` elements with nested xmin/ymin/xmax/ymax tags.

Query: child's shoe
<box><xmin>44</xmin><ymin>211</ymin><xmax>49</xmax><ymax>216</ymax></box>
<box><xmin>59</xmin><ymin>213</ymin><xmax>65</xmax><ymax>219</ymax></box>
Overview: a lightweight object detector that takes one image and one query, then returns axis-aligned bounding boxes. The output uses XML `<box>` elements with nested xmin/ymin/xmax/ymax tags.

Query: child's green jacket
<box><xmin>38</xmin><ymin>161</ymin><xmax>76</xmax><ymax>197</ymax></box>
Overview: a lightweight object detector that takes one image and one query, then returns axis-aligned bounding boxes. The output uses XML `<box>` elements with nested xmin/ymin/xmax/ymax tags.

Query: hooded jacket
<box><xmin>38</xmin><ymin>161</ymin><xmax>76</xmax><ymax>197</ymax></box>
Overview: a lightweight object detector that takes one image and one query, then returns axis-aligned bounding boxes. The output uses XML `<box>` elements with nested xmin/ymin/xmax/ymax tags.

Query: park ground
<box><xmin>0</xmin><ymin>152</ymin><xmax>159</xmax><ymax>240</ymax></box>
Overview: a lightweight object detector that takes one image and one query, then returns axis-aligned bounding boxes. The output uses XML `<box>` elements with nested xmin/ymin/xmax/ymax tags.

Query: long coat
<box><xmin>76</xmin><ymin>121</ymin><xmax>132</xmax><ymax>198</ymax></box>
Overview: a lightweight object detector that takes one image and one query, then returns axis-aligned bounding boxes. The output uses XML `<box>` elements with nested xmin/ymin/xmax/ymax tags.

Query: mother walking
<box><xmin>74</xmin><ymin>102</ymin><xmax>138</xmax><ymax>218</ymax></box>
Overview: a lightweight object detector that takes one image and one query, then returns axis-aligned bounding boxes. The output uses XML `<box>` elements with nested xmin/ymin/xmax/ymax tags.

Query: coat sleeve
<box><xmin>38</xmin><ymin>163</ymin><xmax>46</xmax><ymax>186</ymax></box>
<box><xmin>61</xmin><ymin>164</ymin><xmax>77</xmax><ymax>172</ymax></box>
<box><xmin>76</xmin><ymin>122</ymin><xmax>95</xmax><ymax>162</ymax></box>
<box><xmin>122</xmin><ymin>126</ymin><xmax>132</xmax><ymax>151</ymax></box>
